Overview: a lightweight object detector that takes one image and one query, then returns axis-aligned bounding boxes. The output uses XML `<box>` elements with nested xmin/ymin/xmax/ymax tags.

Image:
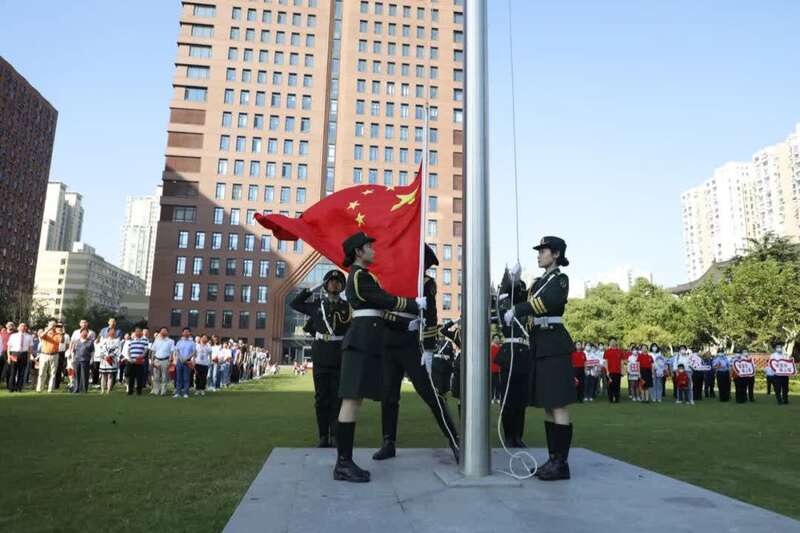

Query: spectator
<box><xmin>37</xmin><ymin>321</ymin><xmax>63</xmax><ymax>393</ymax></box>
<box><xmin>97</xmin><ymin>329</ymin><xmax>121</xmax><ymax>394</ymax></box>
<box><xmin>99</xmin><ymin>318</ymin><xmax>122</xmax><ymax>339</ymax></box>
<box><xmin>637</xmin><ymin>345</ymin><xmax>653</xmax><ymax>403</ymax></box>
<box><xmin>675</xmin><ymin>364</ymin><xmax>691</xmax><ymax>404</ymax></box>
<box><xmin>626</xmin><ymin>347</ymin><xmax>641</xmax><ymax>402</ymax></box>
<box><xmin>71</xmin><ymin>329</ymin><xmax>94</xmax><ymax>393</ymax></box>
<box><xmin>194</xmin><ymin>335</ymin><xmax>212</xmax><ymax>396</ymax></box>
<box><xmin>150</xmin><ymin>328</ymin><xmax>175</xmax><ymax>396</ymax></box>
<box><xmin>119</xmin><ymin>333</ymin><xmax>131</xmax><ymax>390</ymax></box>
<box><xmin>604</xmin><ymin>338</ymin><xmax>625</xmax><ymax>403</ymax></box>
<box><xmin>173</xmin><ymin>328</ymin><xmax>196</xmax><ymax>398</ymax></box>
<box><xmin>123</xmin><ymin>328</ymin><xmax>148</xmax><ymax>395</ymax></box>
<box><xmin>651</xmin><ymin>344</ymin><xmax>667</xmax><ymax>403</ymax></box>
<box><xmin>54</xmin><ymin>326</ymin><xmax>69</xmax><ymax>390</ymax></box>
<box><xmin>141</xmin><ymin>328</ymin><xmax>152</xmax><ymax>387</ymax></box>
<box><xmin>583</xmin><ymin>343</ymin><xmax>601</xmax><ymax>402</ymax></box>
<box><xmin>7</xmin><ymin>322</ymin><xmax>33</xmax><ymax>392</ymax></box>
<box><xmin>571</xmin><ymin>341</ymin><xmax>586</xmax><ymax>403</ymax></box>
<box><xmin>1</xmin><ymin>321</ymin><xmax>14</xmax><ymax>389</ymax></box>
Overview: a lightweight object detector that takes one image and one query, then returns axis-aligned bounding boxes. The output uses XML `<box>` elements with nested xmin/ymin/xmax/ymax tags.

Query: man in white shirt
<box><xmin>150</xmin><ymin>328</ymin><xmax>176</xmax><ymax>396</ymax></box>
<box><xmin>8</xmin><ymin>323</ymin><xmax>34</xmax><ymax>392</ymax></box>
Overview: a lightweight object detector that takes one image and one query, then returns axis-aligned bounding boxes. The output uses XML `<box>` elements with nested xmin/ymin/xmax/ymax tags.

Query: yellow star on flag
<box><xmin>362</xmin><ymin>189</ymin><xmax>374</xmax><ymax>196</ymax></box>
<box><xmin>355</xmin><ymin>212</ymin><xmax>366</xmax><ymax>226</ymax></box>
<box><xmin>347</xmin><ymin>200</ymin><xmax>360</xmax><ymax>211</ymax></box>
<box><xmin>390</xmin><ymin>187</ymin><xmax>418</xmax><ymax>212</ymax></box>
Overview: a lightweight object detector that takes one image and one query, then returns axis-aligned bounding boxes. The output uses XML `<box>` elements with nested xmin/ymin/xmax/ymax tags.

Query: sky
<box><xmin>2</xmin><ymin>0</ymin><xmax>799</xmax><ymax>290</ymax></box>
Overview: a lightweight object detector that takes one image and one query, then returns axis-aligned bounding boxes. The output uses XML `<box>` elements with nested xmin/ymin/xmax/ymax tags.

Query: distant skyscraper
<box><xmin>149</xmin><ymin>1</ymin><xmax>465</xmax><ymax>359</ymax></box>
<box><xmin>0</xmin><ymin>57</ymin><xmax>58</xmax><ymax>317</ymax></box>
<box><xmin>681</xmin><ymin>123</ymin><xmax>800</xmax><ymax>281</ymax></box>
<box><xmin>39</xmin><ymin>181</ymin><xmax>84</xmax><ymax>253</ymax></box>
<box><xmin>119</xmin><ymin>186</ymin><xmax>161</xmax><ymax>294</ymax></box>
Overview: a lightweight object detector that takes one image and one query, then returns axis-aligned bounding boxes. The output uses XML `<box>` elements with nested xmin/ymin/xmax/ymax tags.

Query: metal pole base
<box><xmin>435</xmin><ymin>467</ymin><xmax>521</xmax><ymax>487</ymax></box>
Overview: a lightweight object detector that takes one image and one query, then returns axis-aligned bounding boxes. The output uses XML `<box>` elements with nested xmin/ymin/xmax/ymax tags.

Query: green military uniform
<box><xmin>290</xmin><ymin>270</ymin><xmax>351</xmax><ymax>446</ymax></box>
<box><xmin>340</xmin><ymin>264</ymin><xmax>419</xmax><ymax>401</ymax></box>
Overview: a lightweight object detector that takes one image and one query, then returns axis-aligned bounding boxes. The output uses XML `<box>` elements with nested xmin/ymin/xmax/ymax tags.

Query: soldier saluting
<box><xmin>290</xmin><ymin>269</ymin><xmax>351</xmax><ymax>448</ymax></box>
<box><xmin>334</xmin><ymin>232</ymin><xmax>426</xmax><ymax>483</ymax></box>
<box><xmin>504</xmin><ymin>236</ymin><xmax>575</xmax><ymax>481</ymax></box>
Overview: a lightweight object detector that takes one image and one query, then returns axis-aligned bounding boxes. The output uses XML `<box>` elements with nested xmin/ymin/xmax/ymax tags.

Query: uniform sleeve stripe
<box><xmin>354</xmin><ymin>271</ymin><xmax>366</xmax><ymax>302</ymax></box>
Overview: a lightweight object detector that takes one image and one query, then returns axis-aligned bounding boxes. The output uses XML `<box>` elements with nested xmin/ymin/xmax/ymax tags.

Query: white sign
<box><xmin>769</xmin><ymin>358</ymin><xmax>797</xmax><ymax>377</ymax></box>
<box><xmin>733</xmin><ymin>359</ymin><xmax>755</xmax><ymax>378</ymax></box>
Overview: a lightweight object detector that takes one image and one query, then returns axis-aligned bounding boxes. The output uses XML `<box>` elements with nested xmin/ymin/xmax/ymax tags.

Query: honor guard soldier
<box><xmin>334</xmin><ymin>232</ymin><xmax>426</xmax><ymax>482</ymax></box>
<box><xmin>504</xmin><ymin>236</ymin><xmax>575</xmax><ymax>481</ymax></box>
<box><xmin>494</xmin><ymin>266</ymin><xmax>532</xmax><ymax>448</ymax></box>
<box><xmin>290</xmin><ymin>269</ymin><xmax>351</xmax><ymax>448</ymax></box>
<box><xmin>441</xmin><ymin>319</ymin><xmax>462</xmax><ymax>414</ymax></box>
<box><xmin>373</xmin><ymin>245</ymin><xmax>460</xmax><ymax>463</ymax></box>
<box><xmin>431</xmin><ymin>320</ymin><xmax>458</xmax><ymax>397</ymax></box>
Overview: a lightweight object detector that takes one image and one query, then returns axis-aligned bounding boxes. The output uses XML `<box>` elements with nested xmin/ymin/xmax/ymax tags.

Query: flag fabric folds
<box><xmin>255</xmin><ymin>165</ymin><xmax>423</xmax><ymax>297</ymax></box>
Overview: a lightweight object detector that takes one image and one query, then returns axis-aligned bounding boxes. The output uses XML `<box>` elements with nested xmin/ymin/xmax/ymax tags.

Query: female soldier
<box><xmin>335</xmin><ymin>232</ymin><xmax>425</xmax><ymax>482</ymax></box>
<box><xmin>494</xmin><ymin>267</ymin><xmax>532</xmax><ymax>448</ymax></box>
<box><xmin>505</xmin><ymin>236</ymin><xmax>575</xmax><ymax>481</ymax></box>
<box><xmin>290</xmin><ymin>269</ymin><xmax>351</xmax><ymax>448</ymax></box>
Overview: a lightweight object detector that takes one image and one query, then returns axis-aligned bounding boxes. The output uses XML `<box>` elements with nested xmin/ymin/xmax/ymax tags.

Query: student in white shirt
<box><xmin>97</xmin><ymin>330</ymin><xmax>122</xmax><ymax>394</ymax></box>
<box><xmin>626</xmin><ymin>348</ymin><xmax>641</xmax><ymax>402</ymax></box>
<box><xmin>194</xmin><ymin>335</ymin><xmax>212</xmax><ymax>396</ymax></box>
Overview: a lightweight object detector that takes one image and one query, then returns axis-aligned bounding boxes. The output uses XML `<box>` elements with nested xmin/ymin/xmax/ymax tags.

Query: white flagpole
<box><xmin>418</xmin><ymin>105</ymin><xmax>429</xmax><ymax>299</ymax></box>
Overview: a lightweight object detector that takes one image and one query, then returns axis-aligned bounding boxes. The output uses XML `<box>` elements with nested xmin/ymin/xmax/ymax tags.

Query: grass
<box><xmin>0</xmin><ymin>374</ymin><xmax>797</xmax><ymax>532</ymax></box>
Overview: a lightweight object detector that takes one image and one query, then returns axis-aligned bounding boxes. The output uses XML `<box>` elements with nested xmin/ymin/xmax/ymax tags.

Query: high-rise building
<box><xmin>39</xmin><ymin>181</ymin><xmax>84</xmax><ymax>253</ymax></box>
<box><xmin>681</xmin><ymin>123</ymin><xmax>800</xmax><ymax>281</ymax></box>
<box><xmin>0</xmin><ymin>57</ymin><xmax>58</xmax><ymax>318</ymax></box>
<box><xmin>119</xmin><ymin>186</ymin><xmax>162</xmax><ymax>294</ymax></box>
<box><xmin>150</xmin><ymin>1</ymin><xmax>464</xmax><ymax>358</ymax></box>
<box><xmin>34</xmin><ymin>242</ymin><xmax>146</xmax><ymax>321</ymax></box>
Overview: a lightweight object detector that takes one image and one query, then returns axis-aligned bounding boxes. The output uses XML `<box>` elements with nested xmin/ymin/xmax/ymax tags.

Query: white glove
<box><xmin>421</xmin><ymin>351</ymin><xmax>433</xmax><ymax>372</ymax></box>
<box><xmin>503</xmin><ymin>309</ymin><xmax>514</xmax><ymax>326</ymax></box>
<box><xmin>415</xmin><ymin>296</ymin><xmax>427</xmax><ymax>310</ymax></box>
<box><xmin>339</xmin><ymin>292</ymin><xmax>347</xmax><ymax>302</ymax></box>
<box><xmin>408</xmin><ymin>319</ymin><xmax>421</xmax><ymax>332</ymax></box>
<box><xmin>498</xmin><ymin>293</ymin><xmax>509</xmax><ymax>302</ymax></box>
<box><xmin>510</xmin><ymin>262</ymin><xmax>521</xmax><ymax>277</ymax></box>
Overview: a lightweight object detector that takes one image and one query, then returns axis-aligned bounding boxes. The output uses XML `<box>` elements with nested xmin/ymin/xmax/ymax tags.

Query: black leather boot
<box><xmin>533</xmin><ymin>420</ymin><xmax>555</xmax><ymax>476</ymax></box>
<box><xmin>318</xmin><ymin>435</ymin><xmax>331</xmax><ymax>448</ymax></box>
<box><xmin>333</xmin><ymin>422</ymin><xmax>370</xmax><ymax>482</ymax></box>
<box><xmin>372</xmin><ymin>438</ymin><xmax>396</xmax><ymax>460</ymax></box>
<box><xmin>537</xmin><ymin>423</ymin><xmax>571</xmax><ymax>481</ymax></box>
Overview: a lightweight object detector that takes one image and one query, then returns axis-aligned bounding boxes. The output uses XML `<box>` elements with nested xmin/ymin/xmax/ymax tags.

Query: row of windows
<box><xmin>215</xmin><ymin>185</ymin><xmax>307</xmax><ymax>204</ymax></box>
<box><xmin>355</xmin><ymin>60</ymin><xmax>447</xmax><ymax>81</ymax></box>
<box><xmin>176</xmin><ymin>256</ymin><xmax>279</xmax><ymax>278</ymax></box>
<box><xmin>221</xmin><ymin>106</ymin><xmax>312</xmax><ymax>130</ymax></box>
<box><xmin>355</xmin><ymin>122</ymin><xmax>439</xmax><ymax>142</ymax></box>
<box><xmin>217</xmin><ymin>159</ymin><xmax>309</xmax><ymax>179</ymax></box>
<box><xmin>231</xmin><ymin>6</ymin><xmax>318</xmax><ymax>26</ymax></box>
<box><xmin>353</xmin><ymin>146</ymin><xmax>441</xmax><ymax>165</ymax></box>
<box><xmin>355</xmin><ymin>79</ymin><xmax>448</xmax><ymax>100</ymax></box>
<box><xmin>188</xmin><ymin>24</ymin><xmax>317</xmax><ymax>48</ymax></box>
<box><xmin>358</xmin><ymin>2</ymin><xmax>463</xmax><ymax>22</ymax></box>
<box><xmin>357</xmin><ymin>39</ymin><xmax>463</xmax><ymax>63</ymax></box>
<box><xmin>224</xmin><ymin>87</ymin><xmax>314</xmax><ymax>108</ymax></box>
<box><xmin>173</xmin><ymin>282</ymin><xmax>271</xmax><ymax>304</ymax></box>
<box><xmin>353</xmin><ymin>99</ymin><xmax>441</xmax><ymax>120</ymax></box>
<box><xmin>170</xmin><ymin>308</ymin><xmax>268</xmax><ymax>330</ymax></box>
<box><xmin>225</xmin><ymin>48</ymin><xmax>313</xmax><ymax>68</ymax></box>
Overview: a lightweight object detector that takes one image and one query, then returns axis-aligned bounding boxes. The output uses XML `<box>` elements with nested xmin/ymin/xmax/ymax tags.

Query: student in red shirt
<box><xmin>571</xmin><ymin>342</ymin><xmax>587</xmax><ymax>403</ymax></box>
<box><xmin>637</xmin><ymin>346</ymin><xmax>654</xmax><ymax>403</ymax></box>
<box><xmin>603</xmin><ymin>338</ymin><xmax>625</xmax><ymax>403</ymax></box>
<box><xmin>490</xmin><ymin>335</ymin><xmax>502</xmax><ymax>403</ymax></box>
<box><xmin>675</xmin><ymin>364</ymin><xmax>691</xmax><ymax>404</ymax></box>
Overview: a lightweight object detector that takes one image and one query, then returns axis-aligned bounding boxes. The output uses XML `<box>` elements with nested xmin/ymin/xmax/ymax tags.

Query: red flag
<box><xmin>255</xmin><ymin>165</ymin><xmax>423</xmax><ymax>297</ymax></box>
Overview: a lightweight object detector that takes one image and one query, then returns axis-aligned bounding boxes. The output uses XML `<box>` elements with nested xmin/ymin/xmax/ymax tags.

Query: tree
<box><xmin>62</xmin><ymin>291</ymin><xmax>89</xmax><ymax>333</ymax></box>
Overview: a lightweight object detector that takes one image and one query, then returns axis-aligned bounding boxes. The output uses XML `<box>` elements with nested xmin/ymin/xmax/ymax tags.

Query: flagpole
<box><xmin>461</xmin><ymin>0</ymin><xmax>491</xmax><ymax>478</ymax></box>
<box><xmin>418</xmin><ymin>106</ymin><xmax>429</xmax><ymax>299</ymax></box>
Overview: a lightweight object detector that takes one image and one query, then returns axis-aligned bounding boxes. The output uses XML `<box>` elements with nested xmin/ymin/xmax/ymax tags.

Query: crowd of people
<box><xmin>0</xmin><ymin>318</ymin><xmax>279</xmax><ymax>396</ymax></box>
<box><xmin>566</xmin><ymin>339</ymin><xmax>795</xmax><ymax>405</ymax></box>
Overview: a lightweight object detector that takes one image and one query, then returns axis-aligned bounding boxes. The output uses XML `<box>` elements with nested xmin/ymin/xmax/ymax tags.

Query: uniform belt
<box><xmin>532</xmin><ymin>316</ymin><xmax>563</xmax><ymax>327</ymax></box>
<box><xmin>352</xmin><ymin>309</ymin><xmax>383</xmax><ymax>318</ymax></box>
<box><xmin>503</xmin><ymin>338</ymin><xmax>529</xmax><ymax>346</ymax></box>
<box><xmin>315</xmin><ymin>333</ymin><xmax>343</xmax><ymax>342</ymax></box>
<box><xmin>386</xmin><ymin>311</ymin><xmax>417</xmax><ymax>320</ymax></box>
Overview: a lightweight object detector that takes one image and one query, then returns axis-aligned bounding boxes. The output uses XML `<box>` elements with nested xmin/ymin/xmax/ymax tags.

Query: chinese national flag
<box><xmin>255</xmin><ymin>165</ymin><xmax>423</xmax><ymax>297</ymax></box>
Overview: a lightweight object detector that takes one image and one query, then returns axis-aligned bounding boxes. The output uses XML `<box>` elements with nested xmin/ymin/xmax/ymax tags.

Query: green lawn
<box><xmin>1</xmin><ymin>374</ymin><xmax>797</xmax><ymax>533</ymax></box>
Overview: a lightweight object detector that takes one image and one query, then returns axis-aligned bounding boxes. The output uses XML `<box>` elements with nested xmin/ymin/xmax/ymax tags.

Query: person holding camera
<box><xmin>37</xmin><ymin>321</ymin><xmax>64</xmax><ymax>393</ymax></box>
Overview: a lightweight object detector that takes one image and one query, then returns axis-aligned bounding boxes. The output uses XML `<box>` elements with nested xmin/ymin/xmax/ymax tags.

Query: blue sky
<box><xmin>2</xmin><ymin>0</ymin><xmax>799</xmax><ymax>289</ymax></box>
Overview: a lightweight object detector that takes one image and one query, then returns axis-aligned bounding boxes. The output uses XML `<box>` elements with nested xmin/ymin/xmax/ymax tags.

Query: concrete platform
<box><xmin>224</xmin><ymin>448</ymin><xmax>799</xmax><ymax>533</ymax></box>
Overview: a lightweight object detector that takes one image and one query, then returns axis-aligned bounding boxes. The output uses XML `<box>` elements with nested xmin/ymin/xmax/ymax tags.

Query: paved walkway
<box><xmin>224</xmin><ymin>447</ymin><xmax>799</xmax><ymax>533</ymax></box>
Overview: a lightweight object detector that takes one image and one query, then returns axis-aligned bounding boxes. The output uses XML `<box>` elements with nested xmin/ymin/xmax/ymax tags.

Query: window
<box><xmin>195</xmin><ymin>232</ymin><xmax>206</xmax><ymax>249</ymax></box>
<box><xmin>171</xmin><ymin>309</ymin><xmax>182</xmax><ymax>327</ymax></box>
<box><xmin>173</xmin><ymin>282</ymin><xmax>185</xmax><ymax>301</ymax></box>
<box><xmin>190</xmin><ymin>283</ymin><xmax>201</xmax><ymax>301</ymax></box>
<box><xmin>228</xmin><ymin>233</ymin><xmax>239</xmax><ymax>250</ymax></box>
<box><xmin>213</xmin><ymin>207</ymin><xmax>224</xmax><ymax>224</ymax></box>
<box><xmin>244</xmin><ymin>234</ymin><xmax>255</xmax><ymax>251</ymax></box>
<box><xmin>428</xmin><ymin>196</ymin><xmax>438</xmax><ymax>212</ymax></box>
<box><xmin>257</xmin><ymin>286</ymin><xmax>268</xmax><ymax>304</ymax></box>
<box><xmin>187</xmin><ymin>66</ymin><xmax>209</xmax><ymax>79</ymax></box>
<box><xmin>183</xmin><ymin>87</ymin><xmax>207</xmax><ymax>102</ymax></box>
<box><xmin>222</xmin><ymin>310</ymin><xmax>233</xmax><ymax>328</ymax></box>
<box><xmin>239</xmin><ymin>311</ymin><xmax>251</xmax><ymax>329</ymax></box>
<box><xmin>215</xmin><ymin>183</ymin><xmax>226</xmax><ymax>200</ymax></box>
<box><xmin>427</xmin><ymin>219</ymin><xmax>438</xmax><ymax>236</ymax></box>
<box><xmin>175</xmin><ymin>256</ymin><xmax>187</xmax><ymax>275</ymax></box>
<box><xmin>173</xmin><ymin>206</ymin><xmax>196</xmax><ymax>223</ymax></box>
<box><xmin>209</xmin><ymin>258</ymin><xmax>220</xmax><ymax>275</ymax></box>
<box><xmin>188</xmin><ymin>46</ymin><xmax>212</xmax><ymax>59</ymax></box>
<box><xmin>259</xmin><ymin>259</ymin><xmax>270</xmax><ymax>277</ymax></box>
<box><xmin>190</xmin><ymin>24</ymin><xmax>214</xmax><ymax>38</ymax></box>
<box><xmin>256</xmin><ymin>311</ymin><xmax>267</xmax><ymax>329</ymax></box>
<box><xmin>276</xmin><ymin>261</ymin><xmax>287</xmax><ymax>278</ymax></box>
<box><xmin>192</xmin><ymin>257</ymin><xmax>203</xmax><ymax>275</ymax></box>
<box><xmin>241</xmin><ymin>285</ymin><xmax>252</xmax><ymax>303</ymax></box>
<box><xmin>443</xmin><ymin>244</ymin><xmax>452</xmax><ymax>261</ymax></box>
<box><xmin>187</xmin><ymin>309</ymin><xmax>199</xmax><ymax>328</ymax></box>
<box><xmin>207</xmin><ymin>284</ymin><xmax>218</xmax><ymax>301</ymax></box>
<box><xmin>178</xmin><ymin>231</ymin><xmax>189</xmax><ymax>249</ymax></box>
<box><xmin>205</xmin><ymin>310</ymin><xmax>216</xmax><ymax>328</ymax></box>
<box><xmin>296</xmin><ymin>188</ymin><xmax>307</xmax><ymax>203</ymax></box>
<box><xmin>443</xmin><ymin>293</ymin><xmax>452</xmax><ymax>310</ymax></box>
<box><xmin>226</xmin><ymin>260</ymin><xmax>237</xmax><ymax>277</ymax></box>
<box><xmin>211</xmin><ymin>232</ymin><xmax>222</xmax><ymax>250</ymax></box>
<box><xmin>219</xmin><ymin>135</ymin><xmax>230</xmax><ymax>150</ymax></box>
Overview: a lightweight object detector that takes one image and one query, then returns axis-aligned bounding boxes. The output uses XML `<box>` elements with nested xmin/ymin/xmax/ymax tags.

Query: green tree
<box><xmin>62</xmin><ymin>291</ymin><xmax>89</xmax><ymax>333</ymax></box>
